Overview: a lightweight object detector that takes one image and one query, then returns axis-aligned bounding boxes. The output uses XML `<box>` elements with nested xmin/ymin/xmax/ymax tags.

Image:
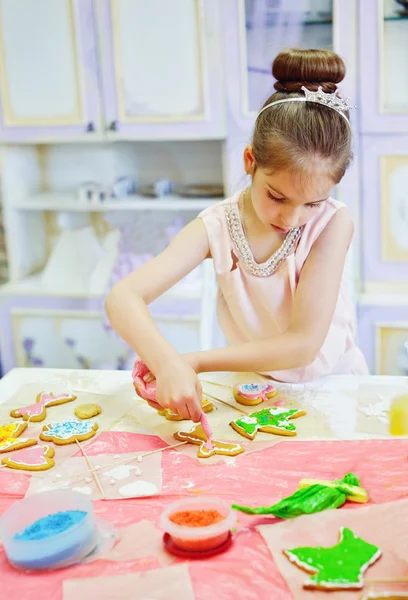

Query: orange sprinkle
<box><xmin>169</xmin><ymin>509</ymin><xmax>224</xmax><ymax>527</ymax></box>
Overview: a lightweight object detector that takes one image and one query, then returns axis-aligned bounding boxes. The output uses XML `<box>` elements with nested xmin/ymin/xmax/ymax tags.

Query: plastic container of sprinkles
<box><xmin>0</xmin><ymin>490</ymin><xmax>99</xmax><ymax>571</ymax></box>
<box><xmin>160</xmin><ymin>497</ymin><xmax>236</xmax><ymax>556</ymax></box>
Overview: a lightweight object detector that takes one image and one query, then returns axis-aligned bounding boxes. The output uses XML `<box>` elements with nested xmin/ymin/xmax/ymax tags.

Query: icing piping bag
<box><xmin>200</xmin><ymin>413</ymin><xmax>214</xmax><ymax>450</ymax></box>
<box><xmin>232</xmin><ymin>473</ymin><xmax>368</xmax><ymax>519</ymax></box>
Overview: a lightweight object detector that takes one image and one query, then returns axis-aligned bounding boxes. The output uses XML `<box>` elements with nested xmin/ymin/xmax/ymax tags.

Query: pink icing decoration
<box><xmin>8</xmin><ymin>445</ymin><xmax>48</xmax><ymax>466</ymax></box>
<box><xmin>237</xmin><ymin>383</ymin><xmax>275</xmax><ymax>402</ymax></box>
<box><xmin>18</xmin><ymin>392</ymin><xmax>73</xmax><ymax>417</ymax></box>
<box><xmin>132</xmin><ymin>359</ymin><xmax>157</xmax><ymax>402</ymax></box>
<box><xmin>201</xmin><ymin>413</ymin><xmax>214</xmax><ymax>450</ymax></box>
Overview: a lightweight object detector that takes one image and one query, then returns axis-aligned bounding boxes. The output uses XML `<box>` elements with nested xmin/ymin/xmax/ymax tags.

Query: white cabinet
<box><xmin>0</xmin><ymin>0</ymin><xmax>101</xmax><ymax>141</ymax></box>
<box><xmin>0</xmin><ymin>0</ymin><xmax>225</xmax><ymax>142</ymax></box>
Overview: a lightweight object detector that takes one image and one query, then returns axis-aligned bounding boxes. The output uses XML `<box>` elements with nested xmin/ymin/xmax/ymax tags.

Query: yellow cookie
<box><xmin>74</xmin><ymin>404</ymin><xmax>102</xmax><ymax>420</ymax></box>
<box><xmin>158</xmin><ymin>397</ymin><xmax>214</xmax><ymax>421</ymax></box>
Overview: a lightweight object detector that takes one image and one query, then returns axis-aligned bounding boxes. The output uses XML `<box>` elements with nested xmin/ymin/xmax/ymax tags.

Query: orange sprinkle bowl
<box><xmin>160</xmin><ymin>497</ymin><xmax>236</xmax><ymax>552</ymax></box>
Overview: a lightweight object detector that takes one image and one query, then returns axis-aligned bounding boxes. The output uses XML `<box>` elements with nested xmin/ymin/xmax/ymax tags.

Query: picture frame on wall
<box><xmin>381</xmin><ymin>155</ymin><xmax>408</xmax><ymax>262</ymax></box>
<box><xmin>376</xmin><ymin>321</ymin><xmax>408</xmax><ymax>376</ymax></box>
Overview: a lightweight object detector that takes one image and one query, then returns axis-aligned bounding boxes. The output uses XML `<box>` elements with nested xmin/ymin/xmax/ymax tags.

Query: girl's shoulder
<box><xmin>197</xmin><ymin>192</ymin><xmax>241</xmax><ymax>274</ymax></box>
<box><xmin>296</xmin><ymin>196</ymin><xmax>349</xmax><ymax>262</ymax></box>
<box><xmin>198</xmin><ymin>191</ymin><xmax>240</xmax><ymax>219</ymax></box>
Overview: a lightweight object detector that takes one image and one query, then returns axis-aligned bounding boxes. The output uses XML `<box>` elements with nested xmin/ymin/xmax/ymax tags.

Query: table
<box><xmin>0</xmin><ymin>368</ymin><xmax>407</xmax><ymax>600</ymax></box>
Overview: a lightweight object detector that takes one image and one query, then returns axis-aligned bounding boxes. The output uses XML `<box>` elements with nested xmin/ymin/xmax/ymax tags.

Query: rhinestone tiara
<box><xmin>257</xmin><ymin>86</ymin><xmax>356</xmax><ymax>124</ymax></box>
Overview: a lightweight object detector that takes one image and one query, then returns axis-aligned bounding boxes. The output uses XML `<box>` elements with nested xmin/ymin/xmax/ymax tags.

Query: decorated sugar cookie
<box><xmin>1</xmin><ymin>445</ymin><xmax>55</xmax><ymax>471</ymax></box>
<box><xmin>10</xmin><ymin>392</ymin><xmax>77</xmax><ymax>422</ymax></box>
<box><xmin>284</xmin><ymin>527</ymin><xmax>381</xmax><ymax>590</ymax></box>
<box><xmin>174</xmin><ymin>424</ymin><xmax>244</xmax><ymax>459</ymax></box>
<box><xmin>74</xmin><ymin>404</ymin><xmax>102</xmax><ymax>420</ymax></box>
<box><xmin>40</xmin><ymin>419</ymin><xmax>98</xmax><ymax>445</ymax></box>
<box><xmin>230</xmin><ymin>407</ymin><xmax>306</xmax><ymax>440</ymax></box>
<box><xmin>158</xmin><ymin>397</ymin><xmax>214</xmax><ymax>421</ymax></box>
<box><xmin>0</xmin><ymin>422</ymin><xmax>37</xmax><ymax>453</ymax></box>
<box><xmin>233</xmin><ymin>383</ymin><xmax>277</xmax><ymax>406</ymax></box>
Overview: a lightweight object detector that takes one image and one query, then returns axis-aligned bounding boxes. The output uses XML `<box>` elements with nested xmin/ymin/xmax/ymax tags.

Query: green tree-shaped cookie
<box><xmin>231</xmin><ymin>407</ymin><xmax>305</xmax><ymax>439</ymax></box>
<box><xmin>284</xmin><ymin>527</ymin><xmax>381</xmax><ymax>589</ymax></box>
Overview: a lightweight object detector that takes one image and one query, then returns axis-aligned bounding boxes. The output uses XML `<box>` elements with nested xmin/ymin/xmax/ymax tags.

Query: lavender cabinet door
<box><xmin>96</xmin><ymin>0</ymin><xmax>225</xmax><ymax>140</ymax></box>
<box><xmin>0</xmin><ymin>0</ymin><xmax>101</xmax><ymax>142</ymax></box>
<box><xmin>361</xmin><ymin>135</ymin><xmax>408</xmax><ymax>283</ymax></box>
<box><xmin>359</xmin><ymin>0</ymin><xmax>408</xmax><ymax>133</ymax></box>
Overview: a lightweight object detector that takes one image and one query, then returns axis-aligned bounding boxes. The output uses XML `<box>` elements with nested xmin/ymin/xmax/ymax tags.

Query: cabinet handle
<box><xmin>108</xmin><ymin>120</ymin><xmax>118</xmax><ymax>131</ymax></box>
<box><xmin>86</xmin><ymin>122</ymin><xmax>95</xmax><ymax>132</ymax></box>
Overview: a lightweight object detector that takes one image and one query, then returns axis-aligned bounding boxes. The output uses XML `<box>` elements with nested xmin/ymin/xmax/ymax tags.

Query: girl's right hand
<box><xmin>154</xmin><ymin>360</ymin><xmax>203</xmax><ymax>422</ymax></box>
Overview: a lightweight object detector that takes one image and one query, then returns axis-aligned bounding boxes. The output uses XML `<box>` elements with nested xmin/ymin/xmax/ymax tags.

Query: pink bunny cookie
<box><xmin>2</xmin><ymin>445</ymin><xmax>55</xmax><ymax>471</ymax></box>
<box><xmin>10</xmin><ymin>392</ymin><xmax>77</xmax><ymax>422</ymax></box>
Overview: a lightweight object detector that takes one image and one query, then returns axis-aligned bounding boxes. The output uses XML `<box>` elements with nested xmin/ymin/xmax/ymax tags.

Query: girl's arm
<box><xmin>105</xmin><ymin>218</ymin><xmax>210</xmax><ymax>421</ymax></box>
<box><xmin>185</xmin><ymin>208</ymin><xmax>353</xmax><ymax>374</ymax></box>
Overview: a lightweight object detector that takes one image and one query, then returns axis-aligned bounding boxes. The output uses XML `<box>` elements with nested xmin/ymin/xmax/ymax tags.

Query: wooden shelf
<box><xmin>13</xmin><ymin>193</ymin><xmax>220</xmax><ymax>212</ymax></box>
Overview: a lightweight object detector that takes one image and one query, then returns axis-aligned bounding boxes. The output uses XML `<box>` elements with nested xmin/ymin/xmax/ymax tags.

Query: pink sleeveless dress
<box><xmin>198</xmin><ymin>191</ymin><xmax>368</xmax><ymax>383</ymax></box>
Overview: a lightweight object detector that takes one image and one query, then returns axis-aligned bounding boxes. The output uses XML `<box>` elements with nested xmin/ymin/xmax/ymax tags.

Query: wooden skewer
<box><xmin>200</xmin><ymin>379</ymin><xmax>233</xmax><ymax>391</ymax></box>
<box><xmin>203</xmin><ymin>391</ymin><xmax>250</xmax><ymax>415</ymax></box>
<box><xmin>75</xmin><ymin>440</ymin><xmax>106</xmax><ymax>500</ymax></box>
<box><xmin>54</xmin><ymin>441</ymin><xmax>188</xmax><ymax>483</ymax></box>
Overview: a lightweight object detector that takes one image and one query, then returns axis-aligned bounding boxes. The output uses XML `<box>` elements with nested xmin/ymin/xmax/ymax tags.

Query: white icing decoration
<box><xmin>240</xmin><ymin>416</ymin><xmax>258</xmax><ymax>425</ymax></box>
<box><xmin>136</xmin><ymin>456</ymin><xmax>142</xmax><ymax>462</ymax></box>
<box><xmin>84</xmin><ymin>477</ymin><xmax>92</xmax><ymax>483</ymax></box>
<box><xmin>73</xmin><ymin>486</ymin><xmax>92</xmax><ymax>495</ymax></box>
<box><xmin>62</xmin><ymin>481</ymin><xmax>70</xmax><ymax>488</ymax></box>
<box><xmin>118</xmin><ymin>481</ymin><xmax>158</xmax><ymax>498</ymax></box>
<box><xmin>134</xmin><ymin>467</ymin><xmax>142</xmax><ymax>476</ymax></box>
<box><xmin>103</xmin><ymin>465</ymin><xmax>138</xmax><ymax>481</ymax></box>
<box><xmin>56</xmin><ymin>474</ymin><xmax>62</xmax><ymax>479</ymax></box>
<box><xmin>110</xmin><ymin>479</ymin><xmax>116</xmax><ymax>485</ymax></box>
<box><xmin>269</xmin><ymin>407</ymin><xmax>288</xmax><ymax>415</ymax></box>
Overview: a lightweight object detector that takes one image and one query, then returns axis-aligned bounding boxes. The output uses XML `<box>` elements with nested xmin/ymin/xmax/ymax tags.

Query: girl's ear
<box><xmin>243</xmin><ymin>145</ymin><xmax>256</xmax><ymax>176</ymax></box>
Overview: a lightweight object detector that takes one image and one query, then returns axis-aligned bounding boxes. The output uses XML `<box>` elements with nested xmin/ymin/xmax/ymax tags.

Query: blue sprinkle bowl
<box><xmin>0</xmin><ymin>490</ymin><xmax>98</xmax><ymax>571</ymax></box>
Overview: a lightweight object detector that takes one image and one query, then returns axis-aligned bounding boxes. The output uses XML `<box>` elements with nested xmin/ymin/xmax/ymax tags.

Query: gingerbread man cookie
<box><xmin>233</xmin><ymin>383</ymin><xmax>277</xmax><ymax>406</ymax></box>
<box><xmin>230</xmin><ymin>407</ymin><xmax>306</xmax><ymax>440</ymax></box>
<box><xmin>174</xmin><ymin>424</ymin><xmax>244</xmax><ymax>458</ymax></box>
<box><xmin>1</xmin><ymin>445</ymin><xmax>55</xmax><ymax>471</ymax></box>
<box><xmin>10</xmin><ymin>392</ymin><xmax>77</xmax><ymax>422</ymax></box>
<box><xmin>284</xmin><ymin>527</ymin><xmax>381</xmax><ymax>590</ymax></box>
<box><xmin>0</xmin><ymin>423</ymin><xmax>37</xmax><ymax>453</ymax></box>
<box><xmin>158</xmin><ymin>397</ymin><xmax>214</xmax><ymax>421</ymax></box>
<box><xmin>40</xmin><ymin>419</ymin><xmax>98</xmax><ymax>445</ymax></box>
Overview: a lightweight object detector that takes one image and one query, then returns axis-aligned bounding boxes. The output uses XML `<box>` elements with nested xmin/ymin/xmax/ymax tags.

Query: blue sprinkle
<box><xmin>240</xmin><ymin>383</ymin><xmax>267</xmax><ymax>393</ymax></box>
<box><xmin>15</xmin><ymin>510</ymin><xmax>87</xmax><ymax>541</ymax></box>
<box><xmin>45</xmin><ymin>420</ymin><xmax>94</xmax><ymax>439</ymax></box>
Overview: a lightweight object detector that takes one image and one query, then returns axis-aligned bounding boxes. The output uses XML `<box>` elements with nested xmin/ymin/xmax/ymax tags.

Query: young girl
<box><xmin>106</xmin><ymin>48</ymin><xmax>368</xmax><ymax>422</ymax></box>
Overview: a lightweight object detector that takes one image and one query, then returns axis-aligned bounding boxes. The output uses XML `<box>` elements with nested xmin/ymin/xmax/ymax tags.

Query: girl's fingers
<box><xmin>143</xmin><ymin>372</ymin><xmax>156</xmax><ymax>383</ymax></box>
<box><xmin>147</xmin><ymin>399</ymin><xmax>161</xmax><ymax>411</ymax></box>
<box><xmin>188</xmin><ymin>396</ymin><xmax>202</xmax><ymax>423</ymax></box>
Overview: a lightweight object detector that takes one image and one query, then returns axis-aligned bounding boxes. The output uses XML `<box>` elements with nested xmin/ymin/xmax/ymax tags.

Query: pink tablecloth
<box><xmin>1</xmin><ymin>433</ymin><xmax>408</xmax><ymax>600</ymax></box>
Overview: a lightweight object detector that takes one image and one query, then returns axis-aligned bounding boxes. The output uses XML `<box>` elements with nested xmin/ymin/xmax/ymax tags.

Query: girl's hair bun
<box><xmin>272</xmin><ymin>48</ymin><xmax>346</xmax><ymax>93</ymax></box>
